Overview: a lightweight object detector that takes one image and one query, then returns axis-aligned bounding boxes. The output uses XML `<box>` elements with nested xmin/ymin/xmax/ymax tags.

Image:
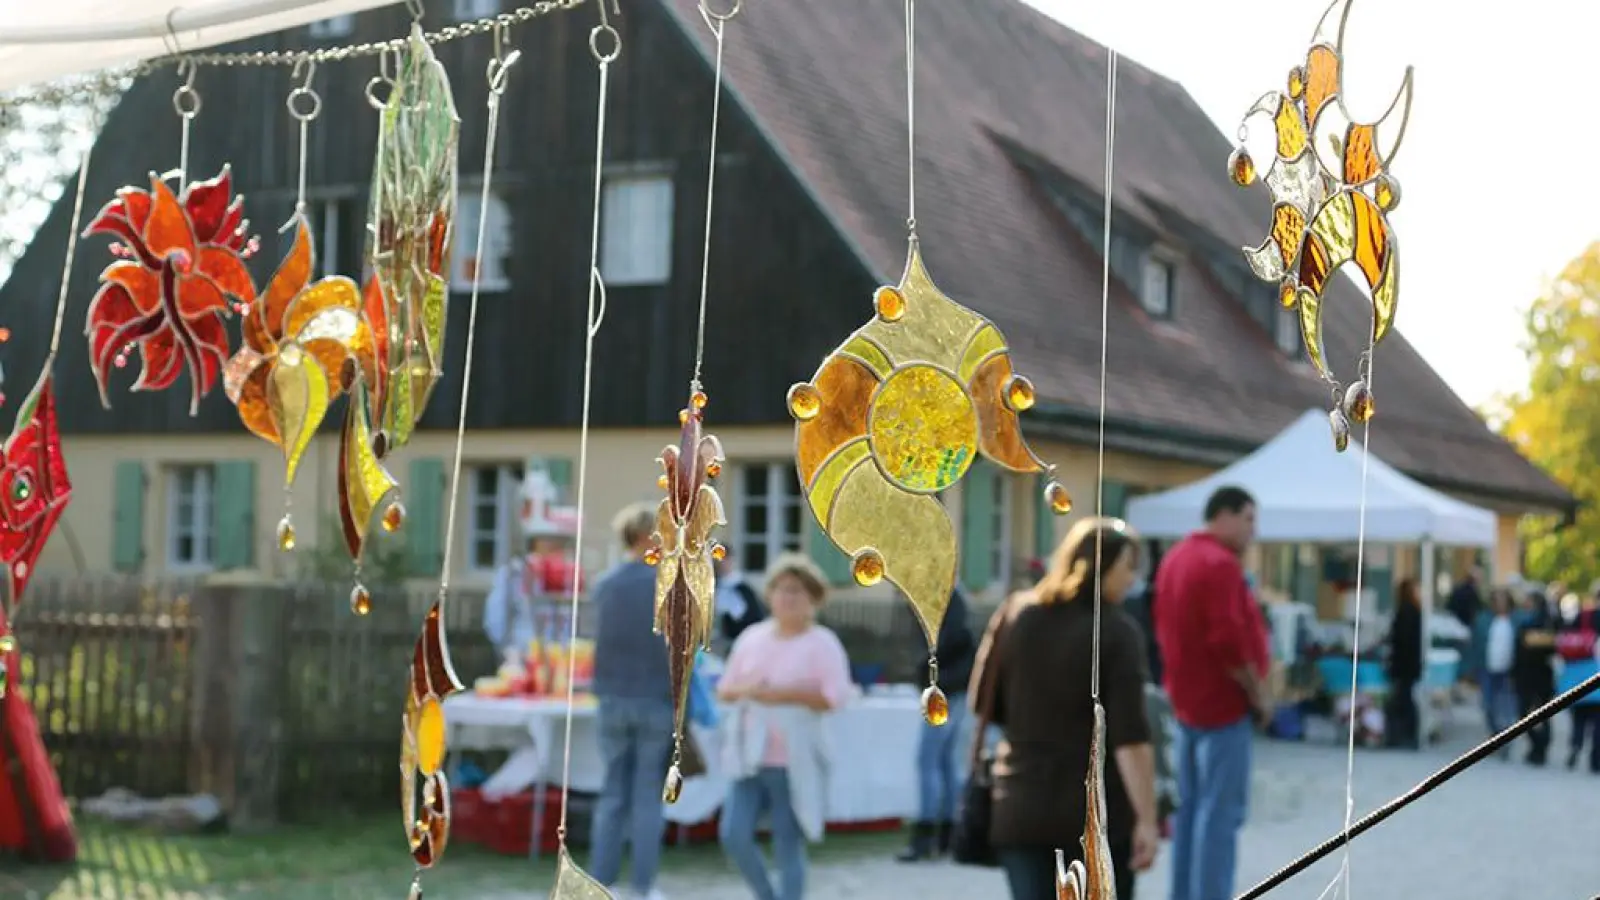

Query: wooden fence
<box><xmin>9</xmin><ymin>575</ymin><xmax>992</xmax><ymax>824</ymax></box>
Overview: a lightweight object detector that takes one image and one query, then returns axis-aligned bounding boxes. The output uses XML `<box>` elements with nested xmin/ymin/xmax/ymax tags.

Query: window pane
<box><xmin>783</xmin><ymin>502</ymin><xmax>801</xmax><ymax>539</ymax></box>
<box><xmin>746</xmin><ymin>542</ymin><xmax>768</xmax><ymax>574</ymax></box>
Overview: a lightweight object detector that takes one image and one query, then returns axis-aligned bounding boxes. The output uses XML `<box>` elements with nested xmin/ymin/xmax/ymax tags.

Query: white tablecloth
<box><xmin>443</xmin><ymin>690</ymin><xmax>927</xmax><ymax>826</ymax></box>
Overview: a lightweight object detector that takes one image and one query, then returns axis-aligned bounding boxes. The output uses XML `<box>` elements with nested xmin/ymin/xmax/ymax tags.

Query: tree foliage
<box><xmin>1497</xmin><ymin>241</ymin><xmax>1600</xmax><ymax>590</ymax></box>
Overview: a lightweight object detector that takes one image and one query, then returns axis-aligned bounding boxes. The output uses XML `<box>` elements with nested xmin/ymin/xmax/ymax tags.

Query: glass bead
<box><xmin>691</xmin><ymin>390</ymin><xmax>708</xmax><ymax>410</ymax></box>
<box><xmin>276</xmin><ymin>515</ymin><xmax>297</xmax><ymax>552</ymax></box>
<box><xmin>643</xmin><ymin>546</ymin><xmax>662</xmax><ymax>567</ymax></box>
<box><xmin>874</xmin><ymin>286</ymin><xmax>906</xmax><ymax>322</ymax></box>
<box><xmin>706</xmin><ymin>460</ymin><xmax>722</xmax><ymax>478</ymax></box>
<box><xmin>711</xmin><ymin>542</ymin><xmax>727</xmax><ymax>562</ymax></box>
<box><xmin>852</xmin><ymin>548</ymin><xmax>886</xmax><ymax>586</ymax></box>
<box><xmin>1328</xmin><ymin>408</ymin><xmax>1351</xmax><ymax>453</ymax></box>
<box><xmin>678</xmin><ymin>408</ymin><xmax>689</xmax><ymax>425</ymax></box>
<box><xmin>1045</xmin><ymin>480</ymin><xmax>1072</xmax><ymax>515</ymax></box>
<box><xmin>662</xmin><ymin>764</ymin><xmax>684</xmax><ymax>804</ymax></box>
<box><xmin>921</xmin><ymin>684</ymin><xmax>950</xmax><ymax>726</ymax></box>
<box><xmin>382</xmin><ymin>501</ymin><xmax>406</xmax><ymax>533</ymax></box>
<box><xmin>1344</xmin><ymin>381</ymin><xmax>1375</xmax><ymax>423</ymax></box>
<box><xmin>657</xmin><ymin>473</ymin><xmax>669</xmax><ymax>490</ymax></box>
<box><xmin>350</xmin><ymin>583</ymin><xmax>372</xmax><ymax>616</ymax></box>
<box><xmin>1287</xmin><ymin>65</ymin><xmax>1306</xmax><ymax>98</ymax></box>
<box><xmin>786</xmin><ymin>383</ymin><xmax>822</xmax><ymax>421</ymax></box>
<box><xmin>1228</xmin><ymin>146</ymin><xmax>1256</xmax><ymax>187</ymax></box>
<box><xmin>1279</xmin><ymin>279</ymin><xmax>1298</xmax><ymax>309</ymax></box>
<box><xmin>0</xmin><ymin>634</ymin><xmax>15</xmax><ymax>655</ymax></box>
<box><xmin>1005</xmin><ymin>374</ymin><xmax>1036</xmax><ymax>412</ymax></box>
<box><xmin>1374</xmin><ymin>175</ymin><xmax>1400</xmax><ymax>211</ymax></box>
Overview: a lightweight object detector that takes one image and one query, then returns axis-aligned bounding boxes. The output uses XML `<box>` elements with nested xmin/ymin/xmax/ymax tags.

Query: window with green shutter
<box><xmin>112</xmin><ymin>461</ymin><xmax>146</xmax><ymax>573</ymax></box>
<box><xmin>213</xmin><ymin>460</ymin><xmax>257</xmax><ymax>570</ymax></box>
<box><xmin>1034</xmin><ymin>475</ymin><xmax>1057</xmax><ymax>563</ymax></box>
<box><xmin>407</xmin><ymin>458</ymin><xmax>446</xmax><ymax>577</ymax></box>
<box><xmin>961</xmin><ymin>460</ymin><xmax>997</xmax><ymax>591</ymax></box>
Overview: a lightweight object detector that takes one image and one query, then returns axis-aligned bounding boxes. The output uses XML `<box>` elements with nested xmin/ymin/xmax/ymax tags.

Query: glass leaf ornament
<box><xmin>224</xmin><ymin>215</ymin><xmax>375</xmax><ymax>552</ymax></box>
<box><xmin>0</xmin><ymin>371</ymin><xmax>72</xmax><ymax>696</ymax></box>
<box><xmin>788</xmin><ymin>240</ymin><xmax>1067</xmax><ymax>723</ymax></box>
<box><xmin>338</xmin><ymin>380</ymin><xmax>401</xmax><ymax>614</ymax></box>
<box><xmin>1055</xmin><ymin>702</ymin><xmax>1117</xmax><ymax>900</ymax></box>
<box><xmin>83</xmin><ymin>166</ymin><xmax>259</xmax><ymax>415</ymax></box>
<box><xmin>361</xmin><ymin>22</ymin><xmax>459</xmax><ymax>460</ymax></box>
<box><xmin>401</xmin><ymin>602</ymin><xmax>462</xmax><ymax>881</ymax></box>
<box><xmin>644</xmin><ymin>388</ymin><xmax>727</xmax><ymax>803</ymax></box>
<box><xmin>1230</xmin><ymin>0</ymin><xmax>1412</xmax><ymax>450</ymax></box>
<box><xmin>550</xmin><ymin>846</ymin><xmax>615</xmax><ymax>900</ymax></box>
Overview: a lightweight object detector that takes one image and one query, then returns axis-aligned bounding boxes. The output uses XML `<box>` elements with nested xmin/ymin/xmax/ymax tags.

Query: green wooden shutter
<box><xmin>213</xmin><ymin>461</ymin><xmax>257</xmax><ymax>570</ymax></box>
<box><xmin>961</xmin><ymin>462</ymin><xmax>996</xmax><ymax>591</ymax></box>
<box><xmin>407</xmin><ymin>457</ymin><xmax>446</xmax><ymax>577</ymax></box>
<box><xmin>805</xmin><ymin>508</ymin><xmax>852</xmax><ymax>586</ymax></box>
<box><xmin>544</xmin><ymin>458</ymin><xmax>573</xmax><ymax>498</ymax></box>
<box><xmin>111</xmin><ymin>461</ymin><xmax>146</xmax><ymax>573</ymax></box>
<box><xmin>1100</xmin><ymin>481</ymin><xmax>1129</xmax><ymax>520</ymax></box>
<box><xmin>1033</xmin><ymin>475</ymin><xmax>1056</xmax><ymax>562</ymax></box>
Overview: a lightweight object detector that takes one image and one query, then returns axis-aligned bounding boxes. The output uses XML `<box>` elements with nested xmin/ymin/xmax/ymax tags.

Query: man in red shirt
<box><xmin>1154</xmin><ymin>486</ymin><xmax>1270</xmax><ymax>900</ymax></box>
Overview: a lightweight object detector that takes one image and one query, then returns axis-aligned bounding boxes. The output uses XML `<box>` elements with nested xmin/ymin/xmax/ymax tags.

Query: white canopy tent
<box><xmin>0</xmin><ymin>0</ymin><xmax>401</xmax><ymax>91</ymax></box>
<box><xmin>1126</xmin><ymin>407</ymin><xmax>1497</xmax><ymax>548</ymax></box>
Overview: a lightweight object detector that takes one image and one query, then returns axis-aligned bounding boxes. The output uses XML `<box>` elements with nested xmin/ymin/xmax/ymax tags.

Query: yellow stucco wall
<box><xmin>37</xmin><ymin>426</ymin><xmax>1530</xmax><ymax>597</ymax></box>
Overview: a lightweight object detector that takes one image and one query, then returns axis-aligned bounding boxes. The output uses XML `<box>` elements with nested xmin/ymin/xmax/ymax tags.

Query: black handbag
<box><xmin>950</xmin><ymin>746</ymin><xmax>997</xmax><ymax>866</ymax></box>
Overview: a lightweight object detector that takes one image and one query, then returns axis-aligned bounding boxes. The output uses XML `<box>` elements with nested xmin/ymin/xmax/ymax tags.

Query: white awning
<box><xmin>0</xmin><ymin>0</ymin><xmax>400</xmax><ymax>92</ymax></box>
<box><xmin>1125</xmin><ymin>408</ymin><xmax>1498</xmax><ymax>547</ymax></box>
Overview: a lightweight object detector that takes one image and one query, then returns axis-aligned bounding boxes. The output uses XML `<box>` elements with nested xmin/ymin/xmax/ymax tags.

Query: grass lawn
<box><xmin>2</xmin><ymin>818</ymin><xmax>906</xmax><ymax>899</ymax></box>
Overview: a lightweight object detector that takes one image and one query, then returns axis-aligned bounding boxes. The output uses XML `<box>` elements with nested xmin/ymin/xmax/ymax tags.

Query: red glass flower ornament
<box><xmin>0</xmin><ymin>371</ymin><xmax>70</xmax><ymax>604</ymax></box>
<box><xmin>83</xmin><ymin>167</ymin><xmax>259</xmax><ymax>415</ymax></box>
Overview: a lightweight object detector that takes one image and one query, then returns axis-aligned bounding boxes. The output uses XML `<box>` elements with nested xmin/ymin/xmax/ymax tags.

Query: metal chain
<box><xmin>0</xmin><ymin>1</ymin><xmax>587</xmax><ymax>109</ymax></box>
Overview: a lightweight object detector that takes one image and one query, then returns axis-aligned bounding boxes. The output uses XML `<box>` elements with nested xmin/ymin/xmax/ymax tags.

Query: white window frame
<box><xmin>600</xmin><ymin>171</ymin><xmax>675</xmax><ymax>287</ymax></box>
<box><xmin>1275</xmin><ymin>306</ymin><xmax>1301</xmax><ymax>356</ymax></box>
<box><xmin>452</xmin><ymin>0</ymin><xmax>498</xmax><ymax>22</ymax></box>
<box><xmin>1140</xmin><ymin>253</ymin><xmax>1175</xmax><ymax>318</ymax></box>
<box><xmin>308</xmin><ymin>15</ymin><xmax>354</xmax><ymax>39</ymax></box>
<box><xmin>732</xmin><ymin>462</ymin><xmax>803</xmax><ymax>576</ymax></box>
<box><xmin>165</xmin><ymin>465</ymin><xmax>215</xmax><ymax>573</ymax></box>
<box><xmin>989</xmin><ymin>470</ymin><xmax>1013</xmax><ymax>591</ymax></box>
<box><xmin>466</xmin><ymin>463</ymin><xmax>525</xmax><ymax>573</ymax></box>
<box><xmin>452</xmin><ymin>188</ymin><xmax>512</xmax><ymax>293</ymax></box>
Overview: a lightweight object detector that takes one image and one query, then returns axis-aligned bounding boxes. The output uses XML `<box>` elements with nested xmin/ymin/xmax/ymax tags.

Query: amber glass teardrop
<box><xmin>1228</xmin><ymin>146</ymin><xmax>1256</xmax><ymax>187</ymax></box>
<box><xmin>350</xmin><ymin>583</ymin><xmax>373</xmax><ymax>616</ymax></box>
<box><xmin>921</xmin><ymin>685</ymin><xmax>950</xmax><ymax>726</ymax></box>
<box><xmin>1279</xmin><ymin>279</ymin><xmax>1298</xmax><ymax>309</ymax></box>
<box><xmin>663</xmin><ymin>764</ymin><xmax>684</xmax><ymax>804</ymax></box>
<box><xmin>1005</xmin><ymin>375</ymin><xmax>1036</xmax><ymax>412</ymax></box>
<box><xmin>276</xmin><ymin>515</ymin><xmax>297</xmax><ymax>552</ymax></box>
<box><xmin>691</xmin><ymin>389</ymin><xmax>708</xmax><ymax>410</ymax></box>
<box><xmin>852</xmin><ymin>548</ymin><xmax>886</xmax><ymax>586</ymax></box>
<box><xmin>706</xmin><ymin>460</ymin><xmax>722</xmax><ymax>478</ymax></box>
<box><xmin>382</xmin><ymin>501</ymin><xmax>406</xmax><ymax>533</ymax></box>
<box><xmin>1374</xmin><ymin>175</ymin><xmax>1400</xmax><ymax>211</ymax></box>
<box><xmin>644</xmin><ymin>546</ymin><xmax>662</xmax><ymax>566</ymax></box>
<box><xmin>1328</xmin><ymin>407</ymin><xmax>1351</xmax><ymax>453</ymax></box>
<box><xmin>1344</xmin><ymin>380</ymin><xmax>1375</xmax><ymax>423</ymax></box>
<box><xmin>787</xmin><ymin>383</ymin><xmax>822</xmax><ymax>421</ymax></box>
<box><xmin>657</xmin><ymin>473</ymin><xmax>670</xmax><ymax>490</ymax></box>
<box><xmin>711</xmin><ymin>542</ymin><xmax>727</xmax><ymax>562</ymax></box>
<box><xmin>874</xmin><ymin>286</ymin><xmax>907</xmax><ymax>322</ymax></box>
<box><xmin>1045</xmin><ymin>480</ymin><xmax>1073</xmax><ymax>515</ymax></box>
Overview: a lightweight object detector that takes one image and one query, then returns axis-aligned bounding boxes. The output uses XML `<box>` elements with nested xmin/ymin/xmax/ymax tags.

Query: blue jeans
<box><xmin>1480</xmin><ymin>671</ymin><xmax>1515</xmax><ymax>736</ymax></box>
<box><xmin>1169</xmin><ymin>717</ymin><xmax>1252</xmax><ymax>900</ymax></box>
<box><xmin>916</xmin><ymin>690</ymin><xmax>968</xmax><ymax>821</ymax></box>
<box><xmin>588</xmin><ymin>696</ymin><xmax>675</xmax><ymax>894</ymax></box>
<box><xmin>999</xmin><ymin>845</ymin><xmax>1135</xmax><ymax>900</ymax></box>
<box><xmin>719</xmin><ymin>767</ymin><xmax>805</xmax><ymax>900</ymax></box>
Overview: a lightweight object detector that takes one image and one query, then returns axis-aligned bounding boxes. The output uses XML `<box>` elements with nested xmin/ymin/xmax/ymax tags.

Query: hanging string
<box><xmin>47</xmin><ymin>139</ymin><xmax>96</xmax><ymax>362</ymax></box>
<box><xmin>285</xmin><ymin>58</ymin><xmax>320</xmax><ymax>223</ymax></box>
<box><xmin>171</xmin><ymin>61</ymin><xmax>199</xmax><ymax>192</ymax></box>
<box><xmin>903</xmin><ymin>0</ymin><xmax>916</xmax><ymax>237</ymax></box>
<box><xmin>1239</xmin><ymin>667</ymin><xmax>1600</xmax><ymax>899</ymax></box>
<box><xmin>556</xmin><ymin>0</ymin><xmax>619</xmax><ymax>845</ymax></box>
<box><xmin>690</xmin><ymin>0</ymin><xmax>740</xmax><ymax>391</ymax></box>
<box><xmin>1088</xmin><ymin>49</ymin><xmax>1118</xmax><ymax>701</ymax></box>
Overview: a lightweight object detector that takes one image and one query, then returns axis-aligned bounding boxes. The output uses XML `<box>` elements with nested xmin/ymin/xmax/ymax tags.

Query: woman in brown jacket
<box><xmin>970</xmin><ymin>517</ymin><xmax>1161</xmax><ymax>899</ymax></box>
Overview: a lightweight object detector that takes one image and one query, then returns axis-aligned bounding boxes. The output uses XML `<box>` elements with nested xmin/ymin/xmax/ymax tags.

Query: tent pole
<box><xmin>0</xmin><ymin>0</ymin><xmax>331</xmax><ymax>45</ymax></box>
<box><xmin>1418</xmin><ymin>539</ymin><xmax>1436</xmax><ymax>748</ymax></box>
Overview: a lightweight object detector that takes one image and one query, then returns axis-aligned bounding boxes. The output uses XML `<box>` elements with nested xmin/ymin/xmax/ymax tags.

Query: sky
<box><xmin>1024</xmin><ymin>0</ymin><xmax>1600</xmax><ymax>411</ymax></box>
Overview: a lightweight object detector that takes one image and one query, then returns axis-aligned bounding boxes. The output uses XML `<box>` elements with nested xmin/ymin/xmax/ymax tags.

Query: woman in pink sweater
<box><xmin>716</xmin><ymin>553</ymin><xmax>853</xmax><ymax>900</ymax></box>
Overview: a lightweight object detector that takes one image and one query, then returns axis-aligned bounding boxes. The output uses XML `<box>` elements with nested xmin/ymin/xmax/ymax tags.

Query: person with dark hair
<box><xmin>896</xmin><ymin>585</ymin><xmax>977</xmax><ymax>862</ymax></box>
<box><xmin>1512</xmin><ymin>590</ymin><xmax>1558</xmax><ymax>766</ymax></box>
<box><xmin>1383</xmin><ymin>578</ymin><xmax>1423</xmax><ymax>749</ymax></box>
<box><xmin>1153</xmin><ymin>485</ymin><xmax>1269</xmax><ymax>900</ymax></box>
<box><xmin>972</xmin><ymin>517</ymin><xmax>1160</xmax><ymax>900</ymax></box>
<box><xmin>713</xmin><ymin>546</ymin><xmax>767</xmax><ymax>647</ymax></box>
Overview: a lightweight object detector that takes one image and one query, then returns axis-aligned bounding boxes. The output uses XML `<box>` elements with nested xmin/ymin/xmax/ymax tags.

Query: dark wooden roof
<box><xmin>657</xmin><ymin>0</ymin><xmax>1571</xmax><ymax>511</ymax></box>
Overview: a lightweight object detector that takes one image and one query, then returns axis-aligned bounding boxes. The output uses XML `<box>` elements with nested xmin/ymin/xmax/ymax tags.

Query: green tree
<box><xmin>1497</xmin><ymin>241</ymin><xmax>1600</xmax><ymax>590</ymax></box>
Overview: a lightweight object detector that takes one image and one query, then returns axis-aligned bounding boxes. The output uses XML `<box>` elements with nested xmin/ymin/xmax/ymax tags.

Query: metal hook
<box><xmin>589</xmin><ymin>0</ymin><xmax>621</xmax><ymax>64</ymax></box>
<box><xmin>698</xmin><ymin>0</ymin><xmax>741</xmax><ymax>26</ymax></box>
<box><xmin>365</xmin><ymin>46</ymin><xmax>399</xmax><ymax>111</ymax></box>
<box><xmin>405</xmin><ymin>0</ymin><xmax>425</xmax><ymax>22</ymax></box>
<box><xmin>486</xmin><ymin>23</ymin><xmax>521</xmax><ymax>96</ymax></box>
<box><xmin>287</xmin><ymin>58</ymin><xmax>322</xmax><ymax>122</ymax></box>
<box><xmin>172</xmin><ymin>57</ymin><xmax>202</xmax><ymax>119</ymax></box>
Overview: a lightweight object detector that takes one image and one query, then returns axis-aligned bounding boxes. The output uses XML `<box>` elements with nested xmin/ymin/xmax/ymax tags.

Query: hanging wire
<box><xmin>1088</xmin><ymin>49</ymin><xmax>1118</xmax><ymax>701</ymax></box>
<box><xmin>690</xmin><ymin>0</ymin><xmax>741</xmax><ymax>392</ymax></box>
<box><xmin>556</xmin><ymin>0</ymin><xmax>619</xmax><ymax>846</ymax></box>
<box><xmin>47</xmin><ymin>140</ymin><xmax>96</xmax><ymax>361</ymax></box>
<box><xmin>903</xmin><ymin>0</ymin><xmax>916</xmax><ymax>237</ymax></box>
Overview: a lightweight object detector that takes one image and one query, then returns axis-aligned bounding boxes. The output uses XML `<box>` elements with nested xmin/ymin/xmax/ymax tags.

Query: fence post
<box><xmin>190</xmin><ymin>571</ymin><xmax>289</xmax><ymax>831</ymax></box>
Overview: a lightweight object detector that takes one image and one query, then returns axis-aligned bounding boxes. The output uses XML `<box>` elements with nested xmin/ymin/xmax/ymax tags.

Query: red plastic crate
<box><xmin>825</xmin><ymin>817</ymin><xmax>902</xmax><ymax>835</ymax></box>
<box><xmin>458</xmin><ymin>787</ymin><xmax>583</xmax><ymax>857</ymax></box>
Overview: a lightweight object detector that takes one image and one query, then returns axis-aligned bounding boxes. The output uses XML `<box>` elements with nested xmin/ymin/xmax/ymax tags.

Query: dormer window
<box><xmin>1140</xmin><ymin>254</ymin><xmax>1174</xmax><ymax>318</ymax></box>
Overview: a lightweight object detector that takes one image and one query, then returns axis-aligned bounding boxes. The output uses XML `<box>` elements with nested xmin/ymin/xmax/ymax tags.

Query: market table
<box><xmin>443</xmin><ymin>687</ymin><xmax>929</xmax><ymax>857</ymax></box>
